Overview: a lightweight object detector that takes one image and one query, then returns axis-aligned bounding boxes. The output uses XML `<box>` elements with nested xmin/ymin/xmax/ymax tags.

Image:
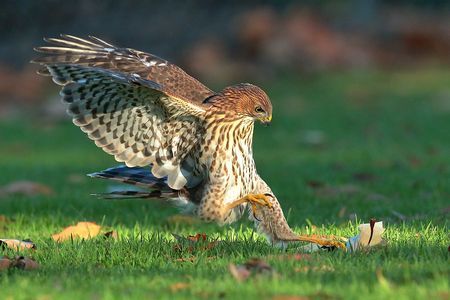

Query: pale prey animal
<box><xmin>33</xmin><ymin>35</ymin><xmax>343</xmax><ymax>248</ymax></box>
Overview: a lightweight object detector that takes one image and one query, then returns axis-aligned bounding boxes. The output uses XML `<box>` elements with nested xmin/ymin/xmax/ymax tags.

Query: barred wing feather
<box><xmin>32</xmin><ymin>35</ymin><xmax>216</xmax><ymax>190</ymax></box>
<box><xmin>42</xmin><ymin>63</ymin><xmax>204</xmax><ymax>190</ymax></box>
<box><xmin>33</xmin><ymin>35</ymin><xmax>215</xmax><ymax>104</ymax></box>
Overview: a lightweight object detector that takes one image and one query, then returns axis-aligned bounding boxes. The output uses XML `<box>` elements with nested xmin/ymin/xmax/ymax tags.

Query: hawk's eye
<box><xmin>255</xmin><ymin>106</ymin><xmax>265</xmax><ymax>113</ymax></box>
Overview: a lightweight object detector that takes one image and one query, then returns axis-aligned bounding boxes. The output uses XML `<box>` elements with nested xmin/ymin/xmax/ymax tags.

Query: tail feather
<box><xmin>88</xmin><ymin>165</ymin><xmax>169</xmax><ymax>188</ymax></box>
<box><xmin>92</xmin><ymin>190</ymin><xmax>166</xmax><ymax>199</ymax></box>
<box><xmin>88</xmin><ymin>165</ymin><xmax>178</xmax><ymax>199</ymax></box>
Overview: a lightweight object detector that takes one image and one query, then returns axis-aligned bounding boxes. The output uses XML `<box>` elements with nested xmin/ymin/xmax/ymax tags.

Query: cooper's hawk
<box><xmin>33</xmin><ymin>35</ymin><xmax>343</xmax><ymax>248</ymax></box>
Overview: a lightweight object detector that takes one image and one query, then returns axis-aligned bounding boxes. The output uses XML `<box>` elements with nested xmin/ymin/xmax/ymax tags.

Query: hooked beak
<box><xmin>260</xmin><ymin>115</ymin><xmax>272</xmax><ymax>126</ymax></box>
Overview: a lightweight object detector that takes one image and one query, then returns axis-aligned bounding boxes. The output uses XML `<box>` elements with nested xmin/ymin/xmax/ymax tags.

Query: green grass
<box><xmin>0</xmin><ymin>68</ymin><xmax>449</xmax><ymax>299</ymax></box>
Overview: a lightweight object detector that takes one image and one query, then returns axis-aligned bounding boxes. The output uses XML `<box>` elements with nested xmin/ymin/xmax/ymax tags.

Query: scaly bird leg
<box><xmin>295</xmin><ymin>235</ymin><xmax>346</xmax><ymax>250</ymax></box>
<box><xmin>225</xmin><ymin>193</ymin><xmax>273</xmax><ymax>216</ymax></box>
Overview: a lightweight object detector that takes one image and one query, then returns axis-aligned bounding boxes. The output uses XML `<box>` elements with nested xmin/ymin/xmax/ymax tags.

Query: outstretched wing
<box><xmin>33</xmin><ymin>34</ymin><xmax>215</xmax><ymax>104</ymax></box>
<box><xmin>32</xmin><ymin>36</ymin><xmax>212</xmax><ymax>190</ymax></box>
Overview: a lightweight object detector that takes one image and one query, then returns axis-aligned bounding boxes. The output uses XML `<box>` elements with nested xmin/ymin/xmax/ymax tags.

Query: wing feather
<box><xmin>43</xmin><ymin>63</ymin><xmax>204</xmax><ymax>190</ymax></box>
<box><xmin>33</xmin><ymin>35</ymin><xmax>215</xmax><ymax>104</ymax></box>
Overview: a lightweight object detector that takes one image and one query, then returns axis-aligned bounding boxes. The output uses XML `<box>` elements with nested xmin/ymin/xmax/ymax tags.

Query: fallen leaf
<box><xmin>0</xmin><ymin>239</ymin><xmax>36</xmax><ymax>250</ymax></box>
<box><xmin>187</xmin><ymin>233</ymin><xmax>207</xmax><ymax>242</ymax></box>
<box><xmin>229</xmin><ymin>258</ymin><xmax>276</xmax><ymax>282</ymax></box>
<box><xmin>170</xmin><ymin>282</ymin><xmax>190</xmax><ymax>292</ymax></box>
<box><xmin>0</xmin><ymin>256</ymin><xmax>11</xmax><ymax>270</ymax></box>
<box><xmin>0</xmin><ymin>256</ymin><xmax>39</xmax><ymax>271</ymax></box>
<box><xmin>0</xmin><ymin>181</ymin><xmax>53</xmax><ymax>198</ymax></box>
<box><xmin>103</xmin><ymin>230</ymin><xmax>118</xmax><ymax>239</ymax></box>
<box><xmin>306</xmin><ymin>180</ymin><xmax>325</xmax><ymax>189</ymax></box>
<box><xmin>52</xmin><ymin>221</ymin><xmax>101</xmax><ymax>242</ymax></box>
<box><xmin>243</xmin><ymin>258</ymin><xmax>273</xmax><ymax>272</ymax></box>
<box><xmin>172</xmin><ymin>233</ymin><xmax>219</xmax><ymax>253</ymax></box>
<box><xmin>229</xmin><ymin>264</ymin><xmax>251</xmax><ymax>282</ymax></box>
<box><xmin>12</xmin><ymin>256</ymin><xmax>39</xmax><ymax>270</ymax></box>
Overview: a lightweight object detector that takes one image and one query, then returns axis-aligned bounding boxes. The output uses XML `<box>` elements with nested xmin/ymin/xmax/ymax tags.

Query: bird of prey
<box><xmin>33</xmin><ymin>35</ymin><xmax>344</xmax><ymax>248</ymax></box>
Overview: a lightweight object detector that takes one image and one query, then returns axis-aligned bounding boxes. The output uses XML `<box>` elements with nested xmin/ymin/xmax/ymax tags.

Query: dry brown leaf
<box><xmin>229</xmin><ymin>264</ymin><xmax>251</xmax><ymax>282</ymax></box>
<box><xmin>103</xmin><ymin>230</ymin><xmax>118</xmax><ymax>239</ymax></box>
<box><xmin>229</xmin><ymin>258</ymin><xmax>276</xmax><ymax>282</ymax></box>
<box><xmin>170</xmin><ymin>282</ymin><xmax>190</xmax><ymax>292</ymax></box>
<box><xmin>0</xmin><ymin>181</ymin><xmax>53</xmax><ymax>198</ymax></box>
<box><xmin>187</xmin><ymin>233</ymin><xmax>207</xmax><ymax>242</ymax></box>
<box><xmin>0</xmin><ymin>256</ymin><xmax>39</xmax><ymax>271</ymax></box>
<box><xmin>0</xmin><ymin>256</ymin><xmax>11</xmax><ymax>271</ymax></box>
<box><xmin>0</xmin><ymin>239</ymin><xmax>36</xmax><ymax>250</ymax></box>
<box><xmin>13</xmin><ymin>256</ymin><xmax>39</xmax><ymax>270</ymax></box>
<box><xmin>52</xmin><ymin>221</ymin><xmax>101</xmax><ymax>242</ymax></box>
<box><xmin>306</xmin><ymin>180</ymin><xmax>325</xmax><ymax>189</ymax></box>
<box><xmin>172</xmin><ymin>233</ymin><xmax>219</xmax><ymax>254</ymax></box>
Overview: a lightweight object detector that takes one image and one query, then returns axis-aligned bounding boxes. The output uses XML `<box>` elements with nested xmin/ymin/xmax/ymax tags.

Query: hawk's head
<box><xmin>214</xmin><ymin>83</ymin><xmax>273</xmax><ymax>125</ymax></box>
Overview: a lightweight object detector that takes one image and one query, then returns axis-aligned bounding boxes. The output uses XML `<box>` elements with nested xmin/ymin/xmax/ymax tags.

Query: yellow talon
<box><xmin>226</xmin><ymin>193</ymin><xmax>274</xmax><ymax>213</ymax></box>
<box><xmin>295</xmin><ymin>235</ymin><xmax>347</xmax><ymax>250</ymax></box>
<box><xmin>247</xmin><ymin>194</ymin><xmax>273</xmax><ymax>209</ymax></box>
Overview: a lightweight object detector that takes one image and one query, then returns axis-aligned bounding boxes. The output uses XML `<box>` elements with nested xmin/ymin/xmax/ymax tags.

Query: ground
<box><xmin>0</xmin><ymin>69</ymin><xmax>449</xmax><ymax>299</ymax></box>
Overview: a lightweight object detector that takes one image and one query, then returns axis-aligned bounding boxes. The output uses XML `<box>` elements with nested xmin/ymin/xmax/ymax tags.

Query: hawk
<box><xmin>33</xmin><ymin>35</ymin><xmax>343</xmax><ymax>248</ymax></box>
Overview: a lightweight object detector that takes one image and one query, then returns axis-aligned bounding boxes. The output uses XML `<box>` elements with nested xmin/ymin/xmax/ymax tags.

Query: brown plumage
<box><xmin>33</xmin><ymin>35</ymin><xmax>344</xmax><ymax>248</ymax></box>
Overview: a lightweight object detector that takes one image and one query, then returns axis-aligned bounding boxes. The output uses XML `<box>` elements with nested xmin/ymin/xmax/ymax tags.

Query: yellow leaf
<box><xmin>0</xmin><ymin>239</ymin><xmax>35</xmax><ymax>250</ymax></box>
<box><xmin>52</xmin><ymin>221</ymin><xmax>101</xmax><ymax>242</ymax></box>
